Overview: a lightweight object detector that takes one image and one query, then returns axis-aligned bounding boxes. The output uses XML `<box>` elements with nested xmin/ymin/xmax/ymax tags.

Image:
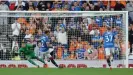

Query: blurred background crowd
<box><xmin>0</xmin><ymin>0</ymin><xmax>132</xmax><ymax>60</ymax></box>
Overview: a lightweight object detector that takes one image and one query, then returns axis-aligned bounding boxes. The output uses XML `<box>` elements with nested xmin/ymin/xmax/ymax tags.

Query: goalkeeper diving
<box><xmin>19</xmin><ymin>41</ymin><xmax>47</xmax><ymax>68</ymax></box>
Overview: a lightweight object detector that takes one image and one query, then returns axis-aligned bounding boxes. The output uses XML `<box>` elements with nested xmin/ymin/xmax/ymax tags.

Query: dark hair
<box><xmin>107</xmin><ymin>27</ymin><xmax>111</xmax><ymax>30</ymax></box>
<box><xmin>45</xmin><ymin>30</ymin><xmax>50</xmax><ymax>34</ymax></box>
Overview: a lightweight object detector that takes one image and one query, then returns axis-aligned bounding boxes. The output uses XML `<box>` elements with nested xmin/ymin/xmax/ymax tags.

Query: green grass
<box><xmin>0</xmin><ymin>68</ymin><xmax>132</xmax><ymax>75</ymax></box>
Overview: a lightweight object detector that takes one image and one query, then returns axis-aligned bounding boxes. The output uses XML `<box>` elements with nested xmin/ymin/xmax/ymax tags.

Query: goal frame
<box><xmin>0</xmin><ymin>11</ymin><xmax>129</xmax><ymax>68</ymax></box>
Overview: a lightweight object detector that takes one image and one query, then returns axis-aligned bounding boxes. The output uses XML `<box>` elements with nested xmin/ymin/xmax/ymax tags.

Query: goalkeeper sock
<box><xmin>28</xmin><ymin>59</ymin><xmax>38</xmax><ymax>66</ymax></box>
<box><xmin>107</xmin><ymin>58</ymin><xmax>111</xmax><ymax>67</ymax></box>
<box><xmin>49</xmin><ymin>57</ymin><xmax>58</xmax><ymax>67</ymax></box>
<box><xmin>36</xmin><ymin>57</ymin><xmax>46</xmax><ymax>64</ymax></box>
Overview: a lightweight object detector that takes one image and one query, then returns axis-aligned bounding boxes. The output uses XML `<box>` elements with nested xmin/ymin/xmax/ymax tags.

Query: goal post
<box><xmin>0</xmin><ymin>11</ymin><xmax>129</xmax><ymax>68</ymax></box>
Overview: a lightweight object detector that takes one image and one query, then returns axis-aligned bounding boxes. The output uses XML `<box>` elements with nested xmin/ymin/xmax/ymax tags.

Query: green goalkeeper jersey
<box><xmin>19</xmin><ymin>44</ymin><xmax>35</xmax><ymax>55</ymax></box>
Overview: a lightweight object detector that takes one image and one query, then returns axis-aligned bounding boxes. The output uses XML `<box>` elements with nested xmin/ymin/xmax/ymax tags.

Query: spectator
<box><xmin>56</xmin><ymin>28</ymin><xmax>67</xmax><ymax>45</ymax></box>
<box><xmin>98</xmin><ymin>45</ymin><xmax>105</xmax><ymax>60</ymax></box>
<box><xmin>85</xmin><ymin>6</ymin><xmax>90</xmax><ymax>11</ymax></box>
<box><xmin>73</xmin><ymin>1</ymin><xmax>81</xmax><ymax>11</ymax></box>
<box><xmin>81</xmin><ymin>2</ymin><xmax>88</xmax><ymax>11</ymax></box>
<box><xmin>88</xmin><ymin>19</ymin><xmax>98</xmax><ymax>31</ymax></box>
<box><xmin>110</xmin><ymin>1</ymin><xmax>116</xmax><ymax>11</ymax></box>
<box><xmin>0</xmin><ymin>1</ymin><xmax>9</xmax><ymax>34</ymax></box>
<box><xmin>52</xmin><ymin>3</ymin><xmax>61</xmax><ymax>11</ymax></box>
<box><xmin>69</xmin><ymin>51</ymin><xmax>76</xmax><ymax>60</ymax></box>
<box><xmin>69</xmin><ymin>37</ymin><xmax>76</xmax><ymax>52</ymax></box>
<box><xmin>34</xmin><ymin>17</ymin><xmax>43</xmax><ymax>30</ymax></box>
<box><xmin>46</xmin><ymin>2</ymin><xmax>52</xmax><ymax>11</ymax></box>
<box><xmin>84</xmin><ymin>45</ymin><xmax>98</xmax><ymax>60</ymax></box>
<box><xmin>18</xmin><ymin>29</ymin><xmax>25</xmax><ymax>48</ymax></box>
<box><xmin>82</xmin><ymin>29</ymin><xmax>91</xmax><ymax>43</ymax></box>
<box><xmin>70</xmin><ymin>5</ymin><xmax>75</xmax><ymax>11</ymax></box>
<box><xmin>99</xmin><ymin>22</ymin><xmax>107</xmax><ymax>35</ymax></box>
<box><xmin>63</xmin><ymin>49</ymin><xmax>68</xmax><ymax>60</ymax></box>
<box><xmin>89</xmin><ymin>26</ymin><xmax>100</xmax><ymax>35</ymax></box>
<box><xmin>9</xmin><ymin>1</ymin><xmax>16</xmax><ymax>10</ymax></box>
<box><xmin>129</xmin><ymin>23</ymin><xmax>133</xmax><ymax>54</ymax></box>
<box><xmin>26</xmin><ymin>18</ymin><xmax>36</xmax><ymax>35</ymax></box>
<box><xmin>0</xmin><ymin>43</ymin><xmax>7</xmax><ymax>60</ymax></box>
<box><xmin>126</xmin><ymin>1</ymin><xmax>133</xmax><ymax>22</ymax></box>
<box><xmin>104</xmin><ymin>16</ymin><xmax>113</xmax><ymax>26</ymax></box>
<box><xmin>114</xmin><ymin>1</ymin><xmax>125</xmax><ymax>11</ymax></box>
<box><xmin>76</xmin><ymin>45</ymin><xmax>86</xmax><ymax>59</ymax></box>
<box><xmin>102</xmin><ymin>1</ymin><xmax>109</xmax><ymax>9</ymax></box>
<box><xmin>28</xmin><ymin>1</ymin><xmax>35</xmax><ymax>11</ymax></box>
<box><xmin>55</xmin><ymin>19</ymin><xmax>65</xmax><ymax>31</ymax></box>
<box><xmin>24</xmin><ymin>29</ymin><xmax>32</xmax><ymax>41</ymax></box>
<box><xmin>95</xmin><ymin>16</ymin><xmax>103</xmax><ymax>27</ymax></box>
<box><xmin>11</xmin><ymin>19</ymin><xmax>21</xmax><ymax>36</ymax></box>
<box><xmin>12</xmin><ymin>46</ymin><xmax>19</xmax><ymax>58</ymax></box>
<box><xmin>35</xmin><ymin>29</ymin><xmax>43</xmax><ymax>41</ymax></box>
<box><xmin>56</xmin><ymin>44</ymin><xmax>63</xmax><ymax>59</ymax></box>
<box><xmin>115</xmin><ymin>15</ymin><xmax>122</xmax><ymax>27</ymax></box>
<box><xmin>92</xmin><ymin>31</ymin><xmax>102</xmax><ymax>49</ymax></box>
<box><xmin>37</xmin><ymin>1</ymin><xmax>46</xmax><ymax>11</ymax></box>
<box><xmin>68</xmin><ymin>18</ymin><xmax>77</xmax><ymax>29</ymax></box>
<box><xmin>15</xmin><ymin>1</ymin><xmax>28</xmax><ymax>11</ymax></box>
<box><xmin>94</xmin><ymin>2</ymin><xmax>100</xmax><ymax>11</ymax></box>
<box><xmin>34</xmin><ymin>39</ymin><xmax>40</xmax><ymax>57</ymax></box>
<box><xmin>0</xmin><ymin>1</ymin><xmax>9</xmax><ymax>10</ymax></box>
<box><xmin>83</xmin><ymin>18</ymin><xmax>89</xmax><ymax>29</ymax></box>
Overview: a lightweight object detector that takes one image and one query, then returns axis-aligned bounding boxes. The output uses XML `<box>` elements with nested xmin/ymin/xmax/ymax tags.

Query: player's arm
<box><xmin>46</xmin><ymin>37</ymin><xmax>53</xmax><ymax>48</ymax></box>
<box><xmin>27</xmin><ymin>44</ymin><xmax>36</xmax><ymax>48</ymax></box>
<box><xmin>46</xmin><ymin>42</ymin><xmax>53</xmax><ymax>48</ymax></box>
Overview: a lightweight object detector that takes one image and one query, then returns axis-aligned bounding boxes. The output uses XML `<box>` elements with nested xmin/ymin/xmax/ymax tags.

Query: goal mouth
<box><xmin>0</xmin><ymin>11</ymin><xmax>129</xmax><ymax>68</ymax></box>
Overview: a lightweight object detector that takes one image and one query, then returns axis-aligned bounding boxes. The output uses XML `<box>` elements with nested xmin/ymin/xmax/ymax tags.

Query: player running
<box><xmin>39</xmin><ymin>30</ymin><xmax>62</xmax><ymax>68</ymax></box>
<box><xmin>102</xmin><ymin>27</ymin><xmax>118</xmax><ymax>69</ymax></box>
<box><xmin>19</xmin><ymin>41</ymin><xmax>47</xmax><ymax>68</ymax></box>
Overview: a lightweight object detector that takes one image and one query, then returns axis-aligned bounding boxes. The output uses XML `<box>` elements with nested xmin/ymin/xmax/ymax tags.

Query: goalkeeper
<box><xmin>19</xmin><ymin>41</ymin><xmax>47</xmax><ymax>68</ymax></box>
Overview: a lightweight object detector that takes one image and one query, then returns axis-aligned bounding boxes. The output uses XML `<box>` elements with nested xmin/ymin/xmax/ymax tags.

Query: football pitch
<box><xmin>0</xmin><ymin>68</ymin><xmax>132</xmax><ymax>75</ymax></box>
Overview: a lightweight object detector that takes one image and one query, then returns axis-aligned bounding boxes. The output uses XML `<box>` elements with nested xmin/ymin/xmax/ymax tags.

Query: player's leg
<box><xmin>35</xmin><ymin>52</ymin><xmax>47</xmax><ymax>65</ymax></box>
<box><xmin>110</xmin><ymin>48</ymin><xmax>115</xmax><ymax>61</ymax></box>
<box><xmin>26</xmin><ymin>55</ymin><xmax>39</xmax><ymax>67</ymax></box>
<box><xmin>105</xmin><ymin>48</ymin><xmax>111</xmax><ymax>67</ymax></box>
<box><xmin>45</xmin><ymin>51</ymin><xmax>59</xmax><ymax>68</ymax></box>
<box><xmin>35</xmin><ymin>57</ymin><xmax>47</xmax><ymax>65</ymax></box>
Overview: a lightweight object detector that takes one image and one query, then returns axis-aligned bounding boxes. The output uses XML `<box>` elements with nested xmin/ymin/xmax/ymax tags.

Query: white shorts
<box><xmin>39</xmin><ymin>48</ymin><xmax>54</xmax><ymax>59</ymax></box>
<box><xmin>105</xmin><ymin>48</ymin><xmax>114</xmax><ymax>56</ymax></box>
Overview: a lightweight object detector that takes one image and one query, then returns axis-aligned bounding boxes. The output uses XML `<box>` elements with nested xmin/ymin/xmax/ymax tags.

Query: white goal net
<box><xmin>0</xmin><ymin>11</ymin><xmax>128</xmax><ymax>68</ymax></box>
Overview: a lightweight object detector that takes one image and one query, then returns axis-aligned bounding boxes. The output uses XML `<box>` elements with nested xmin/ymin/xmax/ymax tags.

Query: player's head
<box><xmin>21</xmin><ymin>41</ymin><xmax>26</xmax><ymax>48</ymax></box>
<box><xmin>44</xmin><ymin>30</ymin><xmax>50</xmax><ymax>36</ymax></box>
<box><xmin>107</xmin><ymin>27</ymin><xmax>111</xmax><ymax>31</ymax></box>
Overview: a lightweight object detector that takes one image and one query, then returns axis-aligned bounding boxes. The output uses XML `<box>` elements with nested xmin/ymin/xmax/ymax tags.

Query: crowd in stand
<box><xmin>0</xmin><ymin>0</ymin><xmax>132</xmax><ymax>60</ymax></box>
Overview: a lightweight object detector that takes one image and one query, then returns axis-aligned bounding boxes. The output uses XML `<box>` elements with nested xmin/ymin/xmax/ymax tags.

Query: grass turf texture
<box><xmin>0</xmin><ymin>68</ymin><xmax>132</xmax><ymax>75</ymax></box>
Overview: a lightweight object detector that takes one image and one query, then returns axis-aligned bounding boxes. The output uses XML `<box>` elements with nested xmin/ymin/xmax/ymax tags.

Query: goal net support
<box><xmin>0</xmin><ymin>11</ymin><xmax>128</xmax><ymax>68</ymax></box>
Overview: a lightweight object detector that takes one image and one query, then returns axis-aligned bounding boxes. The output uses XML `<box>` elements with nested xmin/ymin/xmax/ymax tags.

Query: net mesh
<box><xmin>0</xmin><ymin>11</ymin><xmax>127</xmax><ymax>61</ymax></box>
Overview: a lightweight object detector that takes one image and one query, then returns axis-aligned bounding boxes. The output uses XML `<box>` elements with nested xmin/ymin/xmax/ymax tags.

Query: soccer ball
<box><xmin>87</xmin><ymin>48</ymin><xmax>93</xmax><ymax>54</ymax></box>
